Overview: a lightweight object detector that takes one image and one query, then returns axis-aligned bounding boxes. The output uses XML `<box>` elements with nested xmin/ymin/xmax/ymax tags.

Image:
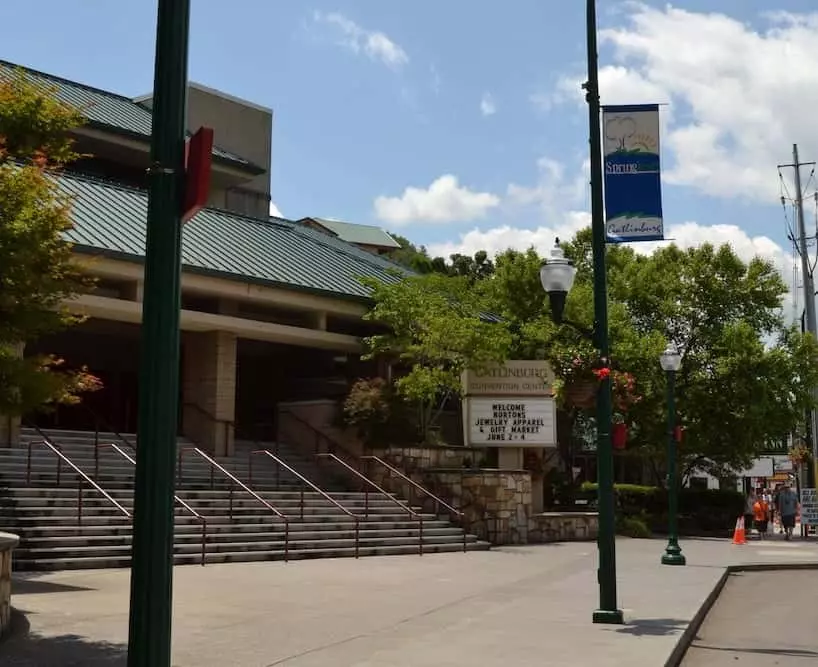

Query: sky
<box><xmin>3</xmin><ymin>0</ymin><xmax>818</xmax><ymax>318</ymax></box>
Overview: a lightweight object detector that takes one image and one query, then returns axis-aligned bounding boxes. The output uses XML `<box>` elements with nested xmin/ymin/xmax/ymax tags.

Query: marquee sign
<box><xmin>465</xmin><ymin>397</ymin><xmax>557</xmax><ymax>447</ymax></box>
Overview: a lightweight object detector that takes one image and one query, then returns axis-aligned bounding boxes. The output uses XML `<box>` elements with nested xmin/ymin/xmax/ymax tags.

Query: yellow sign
<box><xmin>462</xmin><ymin>360</ymin><xmax>554</xmax><ymax>397</ymax></box>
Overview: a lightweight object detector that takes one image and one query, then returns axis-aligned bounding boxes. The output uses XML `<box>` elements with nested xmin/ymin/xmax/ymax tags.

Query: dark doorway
<box><xmin>26</xmin><ymin>320</ymin><xmax>141</xmax><ymax>434</ymax></box>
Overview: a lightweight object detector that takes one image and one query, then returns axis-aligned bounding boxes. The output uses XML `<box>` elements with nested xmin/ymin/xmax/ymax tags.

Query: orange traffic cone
<box><xmin>732</xmin><ymin>516</ymin><xmax>746</xmax><ymax>545</ymax></box>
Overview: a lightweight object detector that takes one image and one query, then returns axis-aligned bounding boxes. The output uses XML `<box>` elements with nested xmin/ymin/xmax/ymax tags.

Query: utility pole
<box><xmin>127</xmin><ymin>1</ymin><xmax>190</xmax><ymax>666</ymax></box>
<box><xmin>780</xmin><ymin>144</ymin><xmax>818</xmax><ymax>490</ymax></box>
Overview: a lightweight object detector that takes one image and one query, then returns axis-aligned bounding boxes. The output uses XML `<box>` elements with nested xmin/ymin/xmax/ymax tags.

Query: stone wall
<box><xmin>428</xmin><ymin>469</ymin><xmax>532</xmax><ymax>545</ymax></box>
<box><xmin>0</xmin><ymin>532</ymin><xmax>19</xmax><ymax>638</ymax></box>
<box><xmin>529</xmin><ymin>512</ymin><xmax>599</xmax><ymax>543</ymax></box>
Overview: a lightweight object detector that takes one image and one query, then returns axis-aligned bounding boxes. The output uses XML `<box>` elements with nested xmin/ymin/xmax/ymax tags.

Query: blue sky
<box><xmin>4</xmin><ymin>0</ymin><xmax>818</xmax><ymax>313</ymax></box>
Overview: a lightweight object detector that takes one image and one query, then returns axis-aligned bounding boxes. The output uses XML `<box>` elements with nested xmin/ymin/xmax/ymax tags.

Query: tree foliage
<box><xmin>388</xmin><ymin>234</ymin><xmax>494</xmax><ymax>281</ymax></box>
<box><xmin>360</xmin><ymin>273</ymin><xmax>511</xmax><ymax>440</ymax></box>
<box><xmin>373</xmin><ymin>226</ymin><xmax>818</xmax><ymax>475</ymax></box>
<box><xmin>0</xmin><ymin>69</ymin><xmax>100</xmax><ymax>416</ymax></box>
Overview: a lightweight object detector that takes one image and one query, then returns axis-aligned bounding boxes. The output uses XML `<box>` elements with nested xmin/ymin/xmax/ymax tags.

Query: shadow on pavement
<box><xmin>12</xmin><ymin>575</ymin><xmax>95</xmax><ymax>595</ymax></box>
<box><xmin>616</xmin><ymin>618</ymin><xmax>688</xmax><ymax>637</ymax></box>
<box><xmin>691</xmin><ymin>643</ymin><xmax>818</xmax><ymax>658</ymax></box>
<box><xmin>0</xmin><ymin>609</ymin><xmax>126</xmax><ymax>667</ymax></box>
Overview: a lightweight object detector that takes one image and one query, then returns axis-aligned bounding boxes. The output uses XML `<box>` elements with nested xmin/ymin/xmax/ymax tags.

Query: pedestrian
<box><xmin>744</xmin><ymin>488</ymin><xmax>756</xmax><ymax>536</ymax></box>
<box><xmin>763</xmin><ymin>487</ymin><xmax>774</xmax><ymax>530</ymax></box>
<box><xmin>773</xmin><ymin>484</ymin><xmax>783</xmax><ymax>533</ymax></box>
<box><xmin>753</xmin><ymin>493</ymin><xmax>769</xmax><ymax>538</ymax></box>
<box><xmin>777</xmin><ymin>484</ymin><xmax>799</xmax><ymax>540</ymax></box>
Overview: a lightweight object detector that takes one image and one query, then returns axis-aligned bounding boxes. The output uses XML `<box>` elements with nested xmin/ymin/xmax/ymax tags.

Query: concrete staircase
<box><xmin>0</xmin><ymin>428</ymin><xmax>487</xmax><ymax>570</ymax></box>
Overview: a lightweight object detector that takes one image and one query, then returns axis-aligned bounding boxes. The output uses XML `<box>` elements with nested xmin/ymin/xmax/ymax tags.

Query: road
<box><xmin>682</xmin><ymin>568</ymin><xmax>818</xmax><ymax>666</ymax></box>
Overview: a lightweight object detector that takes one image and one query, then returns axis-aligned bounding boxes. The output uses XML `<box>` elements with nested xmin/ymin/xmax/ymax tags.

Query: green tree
<box><xmin>558</xmin><ymin>235</ymin><xmax>818</xmax><ymax>481</ymax></box>
<box><xmin>388</xmin><ymin>234</ymin><xmax>495</xmax><ymax>281</ymax></box>
<box><xmin>360</xmin><ymin>272</ymin><xmax>512</xmax><ymax>441</ymax></box>
<box><xmin>0</xmin><ymin>69</ymin><xmax>100</xmax><ymax>418</ymax></box>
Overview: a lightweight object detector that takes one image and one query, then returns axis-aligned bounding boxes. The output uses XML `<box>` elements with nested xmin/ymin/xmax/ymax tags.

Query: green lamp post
<box><xmin>538</xmin><ymin>0</ymin><xmax>624</xmax><ymax>626</ymax></box>
<box><xmin>660</xmin><ymin>342</ymin><xmax>686</xmax><ymax>566</ymax></box>
<box><xmin>127</xmin><ymin>1</ymin><xmax>191</xmax><ymax>665</ymax></box>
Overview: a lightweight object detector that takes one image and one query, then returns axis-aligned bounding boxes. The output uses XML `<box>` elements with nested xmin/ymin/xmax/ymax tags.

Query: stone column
<box><xmin>498</xmin><ymin>447</ymin><xmax>523</xmax><ymax>470</ymax></box>
<box><xmin>0</xmin><ymin>343</ymin><xmax>24</xmax><ymax>447</ymax></box>
<box><xmin>181</xmin><ymin>331</ymin><xmax>237</xmax><ymax>456</ymax></box>
<box><xmin>0</xmin><ymin>415</ymin><xmax>20</xmax><ymax>448</ymax></box>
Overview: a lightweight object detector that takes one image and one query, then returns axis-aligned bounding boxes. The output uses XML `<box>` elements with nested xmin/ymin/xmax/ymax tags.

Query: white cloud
<box><xmin>480</xmin><ymin>92</ymin><xmax>497</xmax><ymax>116</ymax></box>
<box><xmin>430</xmin><ymin>64</ymin><xmax>442</xmax><ymax>94</ymax></box>
<box><xmin>269</xmin><ymin>201</ymin><xmax>282</xmax><ymax>218</ymax></box>
<box><xmin>313</xmin><ymin>11</ymin><xmax>408</xmax><ymax>69</ymax></box>
<box><xmin>553</xmin><ymin>4</ymin><xmax>818</xmax><ymax>201</ymax></box>
<box><xmin>507</xmin><ymin>156</ymin><xmax>590</xmax><ymax>217</ymax></box>
<box><xmin>374</xmin><ymin>175</ymin><xmax>500</xmax><ymax>226</ymax></box>
<box><xmin>427</xmin><ymin>211</ymin><xmax>591</xmax><ymax>259</ymax></box>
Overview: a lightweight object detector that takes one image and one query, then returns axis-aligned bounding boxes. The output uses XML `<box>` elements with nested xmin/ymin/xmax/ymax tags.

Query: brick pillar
<box><xmin>181</xmin><ymin>331</ymin><xmax>237</xmax><ymax>456</ymax></box>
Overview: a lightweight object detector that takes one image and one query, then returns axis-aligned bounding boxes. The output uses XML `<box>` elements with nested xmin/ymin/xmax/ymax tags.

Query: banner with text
<box><xmin>602</xmin><ymin>104</ymin><xmax>664</xmax><ymax>243</ymax></box>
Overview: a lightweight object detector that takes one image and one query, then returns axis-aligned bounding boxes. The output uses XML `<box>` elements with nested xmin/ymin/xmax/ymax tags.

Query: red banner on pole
<box><xmin>182</xmin><ymin>126</ymin><xmax>214</xmax><ymax>224</ymax></box>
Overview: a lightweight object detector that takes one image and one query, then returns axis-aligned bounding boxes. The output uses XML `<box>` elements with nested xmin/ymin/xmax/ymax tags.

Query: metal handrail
<box><xmin>250</xmin><ymin>449</ymin><xmax>360</xmax><ymax>558</ymax></box>
<box><xmin>183</xmin><ymin>402</ymin><xmax>233</xmax><ymax>449</ymax></box>
<box><xmin>276</xmin><ymin>407</ymin><xmax>358</xmax><ymax>460</ymax></box>
<box><xmin>317</xmin><ymin>452</ymin><xmax>427</xmax><ymax>555</ymax></box>
<box><xmin>177</xmin><ymin>445</ymin><xmax>290</xmax><ymax>561</ymax></box>
<box><xmin>96</xmin><ymin>442</ymin><xmax>209</xmax><ymax>566</ymax></box>
<box><xmin>26</xmin><ymin>438</ymin><xmax>131</xmax><ymax>525</ymax></box>
<box><xmin>362</xmin><ymin>455</ymin><xmax>464</xmax><ymax>519</ymax></box>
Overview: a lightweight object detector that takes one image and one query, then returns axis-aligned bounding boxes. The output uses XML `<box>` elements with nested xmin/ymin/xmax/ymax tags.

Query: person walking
<box><xmin>777</xmin><ymin>484</ymin><xmax>799</xmax><ymax>540</ymax></box>
<box><xmin>744</xmin><ymin>489</ymin><xmax>756</xmax><ymax>537</ymax></box>
<box><xmin>753</xmin><ymin>493</ymin><xmax>769</xmax><ymax>539</ymax></box>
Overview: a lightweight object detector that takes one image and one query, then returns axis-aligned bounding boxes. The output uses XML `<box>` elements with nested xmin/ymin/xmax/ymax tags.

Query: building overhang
<box><xmin>69</xmin><ymin>294</ymin><xmax>361</xmax><ymax>353</ymax></box>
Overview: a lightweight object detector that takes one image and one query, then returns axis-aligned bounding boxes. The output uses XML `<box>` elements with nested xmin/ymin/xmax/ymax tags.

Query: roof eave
<box><xmin>81</xmin><ymin>120</ymin><xmax>267</xmax><ymax>176</ymax></box>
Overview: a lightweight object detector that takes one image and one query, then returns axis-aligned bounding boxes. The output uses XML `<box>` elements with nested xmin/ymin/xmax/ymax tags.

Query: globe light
<box><xmin>659</xmin><ymin>342</ymin><xmax>682</xmax><ymax>372</ymax></box>
<box><xmin>539</xmin><ymin>239</ymin><xmax>577</xmax><ymax>324</ymax></box>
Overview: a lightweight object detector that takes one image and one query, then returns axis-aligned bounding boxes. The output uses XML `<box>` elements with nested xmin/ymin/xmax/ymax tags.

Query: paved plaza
<box><xmin>1</xmin><ymin>536</ymin><xmax>817</xmax><ymax>667</ymax></box>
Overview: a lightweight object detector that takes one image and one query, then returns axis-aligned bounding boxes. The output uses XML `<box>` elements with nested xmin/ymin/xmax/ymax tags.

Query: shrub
<box><xmin>581</xmin><ymin>482</ymin><xmax>743</xmax><ymax>536</ymax></box>
<box><xmin>616</xmin><ymin>514</ymin><xmax>652</xmax><ymax>538</ymax></box>
<box><xmin>342</xmin><ymin>378</ymin><xmax>391</xmax><ymax>445</ymax></box>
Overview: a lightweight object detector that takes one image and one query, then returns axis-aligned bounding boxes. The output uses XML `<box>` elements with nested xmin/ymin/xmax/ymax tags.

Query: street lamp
<box><xmin>538</xmin><ymin>0</ymin><xmax>625</xmax><ymax>626</ymax></box>
<box><xmin>541</xmin><ymin>237</ymin><xmax>622</xmax><ymax>624</ymax></box>
<box><xmin>659</xmin><ymin>342</ymin><xmax>686</xmax><ymax>566</ymax></box>
<box><xmin>540</xmin><ymin>240</ymin><xmax>576</xmax><ymax>325</ymax></box>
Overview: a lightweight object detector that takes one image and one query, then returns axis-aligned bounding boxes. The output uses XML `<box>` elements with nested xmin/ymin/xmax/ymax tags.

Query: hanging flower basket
<box><xmin>564</xmin><ymin>380</ymin><xmax>597</xmax><ymax>409</ymax></box>
<box><xmin>612</xmin><ymin>422</ymin><xmax>627</xmax><ymax>450</ymax></box>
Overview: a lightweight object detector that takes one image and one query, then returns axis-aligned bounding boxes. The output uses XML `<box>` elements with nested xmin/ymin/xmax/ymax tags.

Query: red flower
<box><xmin>592</xmin><ymin>367</ymin><xmax>611</xmax><ymax>380</ymax></box>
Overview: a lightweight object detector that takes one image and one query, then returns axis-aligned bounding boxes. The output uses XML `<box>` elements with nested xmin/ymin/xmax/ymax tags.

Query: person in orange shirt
<box><xmin>753</xmin><ymin>492</ymin><xmax>769</xmax><ymax>538</ymax></box>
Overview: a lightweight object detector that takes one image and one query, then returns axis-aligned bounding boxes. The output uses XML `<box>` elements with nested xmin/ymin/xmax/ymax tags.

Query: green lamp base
<box><xmin>593</xmin><ymin>608</ymin><xmax>625</xmax><ymax>625</ymax></box>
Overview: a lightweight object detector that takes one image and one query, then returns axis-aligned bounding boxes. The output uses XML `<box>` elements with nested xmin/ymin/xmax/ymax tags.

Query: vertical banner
<box><xmin>602</xmin><ymin>104</ymin><xmax>664</xmax><ymax>243</ymax></box>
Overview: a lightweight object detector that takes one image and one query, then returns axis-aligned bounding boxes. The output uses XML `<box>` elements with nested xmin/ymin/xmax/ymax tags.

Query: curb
<box><xmin>664</xmin><ymin>561</ymin><xmax>818</xmax><ymax>667</ymax></box>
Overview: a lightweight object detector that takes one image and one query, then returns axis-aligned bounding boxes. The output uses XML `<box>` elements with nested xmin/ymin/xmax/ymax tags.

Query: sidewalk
<box><xmin>682</xmin><ymin>569</ymin><xmax>818</xmax><ymax>665</ymax></box>
<box><xmin>2</xmin><ymin>536</ymin><xmax>818</xmax><ymax>666</ymax></box>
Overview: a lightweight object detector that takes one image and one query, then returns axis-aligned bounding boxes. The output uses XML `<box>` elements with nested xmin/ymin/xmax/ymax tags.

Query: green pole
<box><xmin>127</xmin><ymin>1</ymin><xmax>190</xmax><ymax>665</ymax></box>
<box><xmin>585</xmin><ymin>0</ymin><xmax>623</xmax><ymax>624</ymax></box>
<box><xmin>662</xmin><ymin>371</ymin><xmax>686</xmax><ymax>565</ymax></box>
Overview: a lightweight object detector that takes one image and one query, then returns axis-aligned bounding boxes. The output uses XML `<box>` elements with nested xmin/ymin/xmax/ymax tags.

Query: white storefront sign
<box><xmin>465</xmin><ymin>397</ymin><xmax>557</xmax><ymax>447</ymax></box>
<box><xmin>800</xmin><ymin>488</ymin><xmax>818</xmax><ymax>526</ymax></box>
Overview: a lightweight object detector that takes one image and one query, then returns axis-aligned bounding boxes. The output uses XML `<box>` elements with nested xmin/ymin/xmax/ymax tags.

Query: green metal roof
<box><xmin>56</xmin><ymin>171</ymin><xmax>405</xmax><ymax>301</ymax></box>
<box><xmin>0</xmin><ymin>60</ymin><xmax>263</xmax><ymax>173</ymax></box>
<box><xmin>305</xmin><ymin>218</ymin><xmax>401</xmax><ymax>249</ymax></box>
